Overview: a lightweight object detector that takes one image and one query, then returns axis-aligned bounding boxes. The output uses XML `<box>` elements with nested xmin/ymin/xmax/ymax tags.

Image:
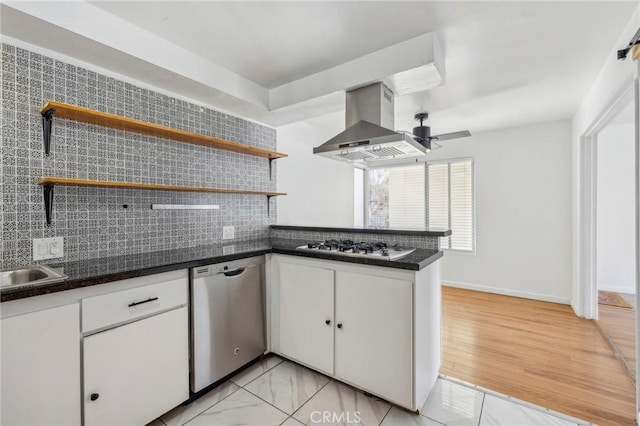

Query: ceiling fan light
<box><xmin>413</xmin><ymin>125</ymin><xmax>430</xmax><ymax>141</ymax></box>
<box><xmin>415</xmin><ymin>135</ymin><xmax>431</xmax><ymax>151</ymax></box>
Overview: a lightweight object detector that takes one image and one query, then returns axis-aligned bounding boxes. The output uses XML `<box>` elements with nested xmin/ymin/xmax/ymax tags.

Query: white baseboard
<box><xmin>570</xmin><ymin>301</ymin><xmax>585</xmax><ymax>318</ymax></box>
<box><xmin>442</xmin><ymin>281</ymin><xmax>571</xmax><ymax>305</ymax></box>
<box><xmin>597</xmin><ymin>284</ymin><xmax>635</xmax><ymax>295</ymax></box>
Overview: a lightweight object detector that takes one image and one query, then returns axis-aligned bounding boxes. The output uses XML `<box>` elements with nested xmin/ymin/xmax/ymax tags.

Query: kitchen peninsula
<box><xmin>269</xmin><ymin>225</ymin><xmax>449</xmax><ymax>411</ymax></box>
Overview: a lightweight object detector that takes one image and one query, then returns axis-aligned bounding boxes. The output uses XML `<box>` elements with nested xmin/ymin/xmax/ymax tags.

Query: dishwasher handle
<box><xmin>222</xmin><ymin>267</ymin><xmax>246</xmax><ymax>277</ymax></box>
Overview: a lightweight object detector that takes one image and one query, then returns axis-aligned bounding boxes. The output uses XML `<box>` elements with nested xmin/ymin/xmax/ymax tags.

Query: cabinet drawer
<box><xmin>82</xmin><ymin>278</ymin><xmax>187</xmax><ymax>333</ymax></box>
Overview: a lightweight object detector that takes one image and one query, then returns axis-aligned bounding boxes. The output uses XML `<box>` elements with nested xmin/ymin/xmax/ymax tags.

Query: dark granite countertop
<box><xmin>2</xmin><ymin>238</ymin><xmax>443</xmax><ymax>302</ymax></box>
<box><xmin>270</xmin><ymin>238</ymin><xmax>442</xmax><ymax>271</ymax></box>
<box><xmin>1</xmin><ymin>240</ymin><xmax>272</xmax><ymax>303</ymax></box>
<box><xmin>271</xmin><ymin>225</ymin><xmax>451</xmax><ymax>237</ymax></box>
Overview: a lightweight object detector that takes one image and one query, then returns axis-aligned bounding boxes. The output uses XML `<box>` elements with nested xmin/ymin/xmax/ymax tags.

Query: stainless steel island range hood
<box><xmin>313</xmin><ymin>83</ymin><xmax>428</xmax><ymax>163</ymax></box>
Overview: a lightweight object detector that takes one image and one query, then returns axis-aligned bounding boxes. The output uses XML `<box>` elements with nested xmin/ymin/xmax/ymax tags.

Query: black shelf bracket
<box><xmin>43</xmin><ymin>184</ymin><xmax>54</xmax><ymax>226</ymax></box>
<box><xmin>268</xmin><ymin>158</ymin><xmax>275</xmax><ymax>181</ymax></box>
<box><xmin>267</xmin><ymin>195</ymin><xmax>274</xmax><ymax>217</ymax></box>
<box><xmin>42</xmin><ymin>108</ymin><xmax>56</xmax><ymax>156</ymax></box>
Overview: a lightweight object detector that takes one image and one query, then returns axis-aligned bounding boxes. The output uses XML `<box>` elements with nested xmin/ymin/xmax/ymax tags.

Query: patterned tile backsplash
<box><xmin>0</xmin><ymin>43</ymin><xmax>278</xmax><ymax>269</ymax></box>
<box><xmin>269</xmin><ymin>228</ymin><xmax>440</xmax><ymax>250</ymax></box>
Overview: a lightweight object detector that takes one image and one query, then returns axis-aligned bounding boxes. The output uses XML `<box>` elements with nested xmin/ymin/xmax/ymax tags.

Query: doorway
<box><xmin>594</xmin><ymin>98</ymin><xmax>636</xmax><ymax>383</ymax></box>
<box><xmin>578</xmin><ymin>62</ymin><xmax>639</xmax><ymax>422</ymax></box>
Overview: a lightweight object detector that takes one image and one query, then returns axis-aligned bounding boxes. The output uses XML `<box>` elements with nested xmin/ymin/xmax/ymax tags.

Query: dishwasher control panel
<box><xmin>191</xmin><ymin>255</ymin><xmax>265</xmax><ymax>279</ymax></box>
<box><xmin>192</xmin><ymin>266</ymin><xmax>212</xmax><ymax>278</ymax></box>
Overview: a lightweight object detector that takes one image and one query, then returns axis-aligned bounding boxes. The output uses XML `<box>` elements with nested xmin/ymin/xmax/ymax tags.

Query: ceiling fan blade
<box><xmin>431</xmin><ymin>130</ymin><xmax>471</xmax><ymax>142</ymax></box>
<box><xmin>429</xmin><ymin>141</ymin><xmax>442</xmax><ymax>151</ymax></box>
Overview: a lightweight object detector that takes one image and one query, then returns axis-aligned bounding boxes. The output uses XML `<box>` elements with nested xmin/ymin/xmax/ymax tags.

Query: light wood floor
<box><xmin>440</xmin><ymin>287</ymin><xmax>636</xmax><ymax>426</ymax></box>
<box><xmin>597</xmin><ymin>302</ymin><xmax>636</xmax><ymax>381</ymax></box>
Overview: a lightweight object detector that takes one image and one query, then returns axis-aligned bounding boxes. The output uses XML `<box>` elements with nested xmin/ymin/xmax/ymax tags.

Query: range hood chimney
<box><xmin>313</xmin><ymin>83</ymin><xmax>428</xmax><ymax>163</ymax></box>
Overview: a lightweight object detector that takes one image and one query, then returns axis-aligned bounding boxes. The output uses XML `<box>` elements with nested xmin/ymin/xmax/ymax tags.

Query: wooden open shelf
<box><xmin>38</xmin><ymin>177</ymin><xmax>286</xmax><ymax>196</ymax></box>
<box><xmin>40</xmin><ymin>101</ymin><xmax>287</xmax><ymax>160</ymax></box>
<box><xmin>38</xmin><ymin>177</ymin><xmax>286</xmax><ymax>225</ymax></box>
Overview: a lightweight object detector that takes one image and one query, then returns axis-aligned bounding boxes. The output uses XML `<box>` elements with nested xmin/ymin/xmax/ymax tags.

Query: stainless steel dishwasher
<box><xmin>190</xmin><ymin>255</ymin><xmax>266</xmax><ymax>393</ymax></box>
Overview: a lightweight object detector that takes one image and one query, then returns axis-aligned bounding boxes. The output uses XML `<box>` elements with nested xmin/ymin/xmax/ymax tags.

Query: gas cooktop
<box><xmin>296</xmin><ymin>239</ymin><xmax>416</xmax><ymax>261</ymax></box>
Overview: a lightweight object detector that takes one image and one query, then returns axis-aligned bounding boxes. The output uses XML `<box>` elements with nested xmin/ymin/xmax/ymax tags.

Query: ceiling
<box><xmin>1</xmin><ymin>1</ymin><xmax>637</xmax><ymax>134</ymax></box>
<box><xmin>90</xmin><ymin>1</ymin><xmax>459</xmax><ymax>89</ymax></box>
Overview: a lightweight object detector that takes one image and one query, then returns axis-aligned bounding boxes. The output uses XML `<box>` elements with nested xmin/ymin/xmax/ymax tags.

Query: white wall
<box><xmin>597</xmin><ymin>122</ymin><xmax>636</xmax><ymax>294</ymax></box>
<box><xmin>571</xmin><ymin>5</ymin><xmax>640</xmax><ymax>317</ymax></box>
<box><xmin>276</xmin><ymin>112</ymin><xmax>355</xmax><ymax>226</ymax></box>
<box><xmin>278</xmin><ymin>117</ymin><xmax>573</xmax><ymax>303</ymax></box>
<box><xmin>428</xmin><ymin>121</ymin><xmax>573</xmax><ymax>304</ymax></box>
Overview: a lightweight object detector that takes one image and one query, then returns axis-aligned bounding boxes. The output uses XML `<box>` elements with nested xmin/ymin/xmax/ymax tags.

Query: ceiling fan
<box><xmin>411</xmin><ymin>112</ymin><xmax>471</xmax><ymax>151</ymax></box>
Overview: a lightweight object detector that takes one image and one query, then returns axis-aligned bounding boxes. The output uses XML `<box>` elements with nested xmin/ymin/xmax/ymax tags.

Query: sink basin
<box><xmin>1</xmin><ymin>265</ymin><xmax>68</xmax><ymax>289</ymax></box>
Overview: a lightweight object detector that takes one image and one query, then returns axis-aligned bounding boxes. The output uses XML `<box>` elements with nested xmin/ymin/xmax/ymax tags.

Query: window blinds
<box><xmin>427</xmin><ymin>159</ymin><xmax>475</xmax><ymax>251</ymax></box>
<box><xmin>366</xmin><ymin>159</ymin><xmax>474</xmax><ymax>252</ymax></box>
<box><xmin>367</xmin><ymin>165</ymin><xmax>425</xmax><ymax>229</ymax></box>
<box><xmin>426</xmin><ymin>163</ymin><xmax>449</xmax><ymax>231</ymax></box>
<box><xmin>388</xmin><ymin>165</ymin><xmax>425</xmax><ymax>229</ymax></box>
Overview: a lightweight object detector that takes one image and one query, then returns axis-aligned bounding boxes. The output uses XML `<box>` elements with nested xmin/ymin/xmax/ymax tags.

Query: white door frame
<box><xmin>577</xmin><ymin>62</ymin><xmax>639</xmax><ymax>422</ymax></box>
<box><xmin>634</xmin><ymin>62</ymin><xmax>640</xmax><ymax>421</ymax></box>
<box><xmin>577</xmin><ymin>79</ymin><xmax>635</xmax><ymax>320</ymax></box>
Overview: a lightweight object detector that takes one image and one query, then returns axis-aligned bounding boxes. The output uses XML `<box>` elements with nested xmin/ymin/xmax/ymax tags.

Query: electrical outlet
<box><xmin>222</xmin><ymin>226</ymin><xmax>235</xmax><ymax>240</ymax></box>
<box><xmin>32</xmin><ymin>237</ymin><xmax>64</xmax><ymax>261</ymax></box>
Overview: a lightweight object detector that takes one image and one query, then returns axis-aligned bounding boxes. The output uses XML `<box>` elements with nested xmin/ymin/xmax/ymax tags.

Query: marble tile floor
<box><xmin>149</xmin><ymin>355</ymin><xmax>590</xmax><ymax>426</ymax></box>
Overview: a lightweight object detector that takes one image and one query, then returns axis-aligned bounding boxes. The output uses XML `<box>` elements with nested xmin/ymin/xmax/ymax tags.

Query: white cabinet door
<box><xmin>335</xmin><ymin>271</ymin><xmax>413</xmax><ymax>406</ymax></box>
<box><xmin>83</xmin><ymin>307</ymin><xmax>189</xmax><ymax>426</ymax></box>
<box><xmin>1</xmin><ymin>303</ymin><xmax>81</xmax><ymax>426</ymax></box>
<box><xmin>278</xmin><ymin>260</ymin><xmax>334</xmax><ymax>374</ymax></box>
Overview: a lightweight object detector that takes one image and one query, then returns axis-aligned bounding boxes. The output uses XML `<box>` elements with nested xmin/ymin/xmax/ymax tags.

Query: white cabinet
<box><xmin>82</xmin><ymin>278</ymin><xmax>189</xmax><ymax>426</ymax></box>
<box><xmin>335</xmin><ymin>271</ymin><xmax>413</xmax><ymax>405</ymax></box>
<box><xmin>1</xmin><ymin>269</ymin><xmax>191</xmax><ymax>426</ymax></box>
<box><xmin>270</xmin><ymin>254</ymin><xmax>441</xmax><ymax>411</ymax></box>
<box><xmin>278</xmin><ymin>260</ymin><xmax>334</xmax><ymax>375</ymax></box>
<box><xmin>1</xmin><ymin>303</ymin><xmax>81</xmax><ymax>426</ymax></box>
<box><xmin>84</xmin><ymin>306</ymin><xmax>189</xmax><ymax>426</ymax></box>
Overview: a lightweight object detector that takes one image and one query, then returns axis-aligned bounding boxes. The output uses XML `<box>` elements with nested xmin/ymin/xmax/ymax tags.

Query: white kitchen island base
<box><xmin>268</xmin><ymin>254</ymin><xmax>441</xmax><ymax>411</ymax></box>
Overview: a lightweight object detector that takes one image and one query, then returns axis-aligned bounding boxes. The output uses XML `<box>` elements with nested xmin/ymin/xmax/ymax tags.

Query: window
<box><xmin>427</xmin><ymin>159</ymin><xmax>475</xmax><ymax>252</ymax></box>
<box><xmin>367</xmin><ymin>165</ymin><xmax>425</xmax><ymax>229</ymax></box>
<box><xmin>364</xmin><ymin>159</ymin><xmax>475</xmax><ymax>252</ymax></box>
